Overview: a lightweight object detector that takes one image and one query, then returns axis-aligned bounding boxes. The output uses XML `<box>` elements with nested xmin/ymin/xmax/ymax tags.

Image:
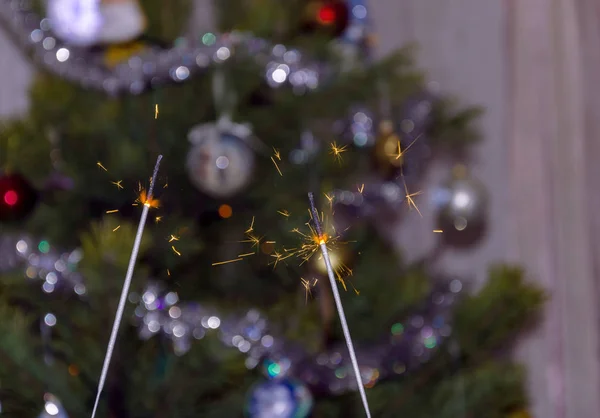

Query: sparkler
<box><xmin>90</xmin><ymin>155</ymin><xmax>163</xmax><ymax>418</ymax></box>
<box><xmin>307</xmin><ymin>192</ymin><xmax>371</xmax><ymax>418</ymax></box>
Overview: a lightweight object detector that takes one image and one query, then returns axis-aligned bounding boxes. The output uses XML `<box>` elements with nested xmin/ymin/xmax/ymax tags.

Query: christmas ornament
<box><xmin>0</xmin><ymin>235</ymin><xmax>85</xmax><ymax>295</ymax></box>
<box><xmin>374</xmin><ymin>120</ymin><xmax>404</xmax><ymax>176</ymax></box>
<box><xmin>47</xmin><ymin>0</ymin><xmax>146</xmax><ymax>47</ymax></box>
<box><xmin>302</xmin><ymin>1</ymin><xmax>350</xmax><ymax>38</ymax></box>
<box><xmin>508</xmin><ymin>410</ymin><xmax>532</xmax><ymax>418</ymax></box>
<box><xmin>97</xmin><ymin>0</ymin><xmax>147</xmax><ymax>45</ymax></box>
<box><xmin>264</xmin><ymin>45</ymin><xmax>322</xmax><ymax>94</ymax></box>
<box><xmin>246</xmin><ymin>379</ymin><xmax>313</xmax><ymax>418</ymax></box>
<box><xmin>1</xmin><ymin>0</ymin><xmax>372</xmax><ymax>94</ymax></box>
<box><xmin>130</xmin><ymin>278</ymin><xmax>461</xmax><ymax>396</ymax></box>
<box><xmin>3</xmin><ymin>234</ymin><xmax>461</xmax><ymax>397</ymax></box>
<box><xmin>47</xmin><ymin>0</ymin><xmax>103</xmax><ymax>46</ymax></box>
<box><xmin>310</xmin><ymin>245</ymin><xmax>349</xmax><ymax>276</ymax></box>
<box><xmin>38</xmin><ymin>394</ymin><xmax>68</xmax><ymax>418</ymax></box>
<box><xmin>0</xmin><ymin>172</ymin><xmax>38</xmax><ymax>223</ymax></box>
<box><xmin>433</xmin><ymin>165</ymin><xmax>488</xmax><ymax>248</ymax></box>
<box><xmin>186</xmin><ymin>117</ymin><xmax>255</xmax><ymax>198</ymax></box>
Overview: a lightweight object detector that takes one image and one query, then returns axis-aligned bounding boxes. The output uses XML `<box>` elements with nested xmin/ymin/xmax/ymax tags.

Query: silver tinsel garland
<box><xmin>0</xmin><ymin>234</ymin><xmax>462</xmax><ymax>396</ymax></box>
<box><xmin>0</xmin><ymin>0</ymin><xmax>370</xmax><ymax>95</ymax></box>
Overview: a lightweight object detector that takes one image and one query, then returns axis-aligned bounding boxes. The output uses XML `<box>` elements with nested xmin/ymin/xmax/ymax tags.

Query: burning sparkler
<box><xmin>90</xmin><ymin>155</ymin><xmax>163</xmax><ymax>418</ymax></box>
<box><xmin>307</xmin><ymin>192</ymin><xmax>371</xmax><ymax>418</ymax></box>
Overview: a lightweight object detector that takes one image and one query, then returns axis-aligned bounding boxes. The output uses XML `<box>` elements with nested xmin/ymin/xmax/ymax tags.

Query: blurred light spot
<box><xmin>44</xmin><ymin>313</ymin><xmax>57</xmax><ymax>327</ymax></box>
<box><xmin>56</xmin><ymin>48</ymin><xmax>69</xmax><ymax>62</ymax></box>
<box><xmin>218</xmin><ymin>204</ymin><xmax>233</xmax><ymax>218</ymax></box>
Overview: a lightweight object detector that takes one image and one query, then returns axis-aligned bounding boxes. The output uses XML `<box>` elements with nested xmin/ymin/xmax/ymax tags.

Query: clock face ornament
<box><xmin>47</xmin><ymin>0</ymin><xmax>103</xmax><ymax>46</ymax></box>
<box><xmin>186</xmin><ymin>118</ymin><xmax>256</xmax><ymax>198</ymax></box>
<box><xmin>48</xmin><ymin>0</ymin><xmax>147</xmax><ymax>46</ymax></box>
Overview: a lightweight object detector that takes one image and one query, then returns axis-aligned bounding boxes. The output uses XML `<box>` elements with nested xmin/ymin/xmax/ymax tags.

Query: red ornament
<box><xmin>3</xmin><ymin>190</ymin><xmax>18</xmax><ymax>206</ymax></box>
<box><xmin>0</xmin><ymin>172</ymin><xmax>38</xmax><ymax>222</ymax></box>
<box><xmin>301</xmin><ymin>1</ymin><xmax>349</xmax><ymax>37</ymax></box>
<box><xmin>317</xmin><ymin>5</ymin><xmax>337</xmax><ymax>25</ymax></box>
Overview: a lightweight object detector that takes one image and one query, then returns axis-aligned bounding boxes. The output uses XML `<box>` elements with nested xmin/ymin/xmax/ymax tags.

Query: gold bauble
<box><xmin>103</xmin><ymin>42</ymin><xmax>146</xmax><ymax>68</ymax></box>
<box><xmin>311</xmin><ymin>246</ymin><xmax>348</xmax><ymax>275</ymax></box>
<box><xmin>374</xmin><ymin>120</ymin><xmax>404</xmax><ymax>173</ymax></box>
<box><xmin>508</xmin><ymin>410</ymin><xmax>532</xmax><ymax>418</ymax></box>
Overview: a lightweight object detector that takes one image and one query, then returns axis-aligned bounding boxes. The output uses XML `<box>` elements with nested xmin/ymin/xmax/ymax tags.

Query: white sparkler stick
<box><xmin>308</xmin><ymin>192</ymin><xmax>372</xmax><ymax>418</ymax></box>
<box><xmin>91</xmin><ymin>155</ymin><xmax>163</xmax><ymax>418</ymax></box>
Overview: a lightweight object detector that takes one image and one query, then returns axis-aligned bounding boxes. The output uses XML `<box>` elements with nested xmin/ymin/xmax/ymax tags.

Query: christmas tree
<box><xmin>0</xmin><ymin>0</ymin><xmax>545</xmax><ymax>417</ymax></box>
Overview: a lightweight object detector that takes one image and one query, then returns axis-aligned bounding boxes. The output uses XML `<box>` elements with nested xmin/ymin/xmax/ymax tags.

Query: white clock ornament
<box><xmin>48</xmin><ymin>0</ymin><xmax>147</xmax><ymax>46</ymax></box>
<box><xmin>186</xmin><ymin>117</ymin><xmax>255</xmax><ymax>198</ymax></box>
<box><xmin>48</xmin><ymin>0</ymin><xmax>103</xmax><ymax>47</ymax></box>
<box><xmin>98</xmin><ymin>0</ymin><xmax>147</xmax><ymax>44</ymax></box>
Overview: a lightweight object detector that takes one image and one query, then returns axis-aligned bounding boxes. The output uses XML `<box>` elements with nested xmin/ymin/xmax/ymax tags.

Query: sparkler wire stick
<box><xmin>308</xmin><ymin>192</ymin><xmax>372</xmax><ymax>418</ymax></box>
<box><xmin>91</xmin><ymin>155</ymin><xmax>163</xmax><ymax>418</ymax></box>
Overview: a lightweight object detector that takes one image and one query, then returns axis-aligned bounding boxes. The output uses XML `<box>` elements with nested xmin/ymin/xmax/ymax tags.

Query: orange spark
<box><xmin>329</xmin><ymin>141</ymin><xmax>348</xmax><ymax>164</ymax></box>
<box><xmin>138</xmin><ymin>188</ymin><xmax>160</xmax><ymax>208</ymax></box>
<box><xmin>111</xmin><ymin>180</ymin><xmax>124</xmax><ymax>189</ymax></box>
<box><xmin>300</xmin><ymin>277</ymin><xmax>318</xmax><ymax>304</ymax></box>
<box><xmin>168</xmin><ymin>235</ymin><xmax>179</xmax><ymax>242</ymax></box>
<box><xmin>212</xmin><ymin>258</ymin><xmax>243</xmax><ymax>266</ymax></box>
<box><xmin>155</xmin><ymin>216</ymin><xmax>163</xmax><ymax>223</ymax></box>
<box><xmin>112</xmin><ymin>225</ymin><xmax>121</xmax><ymax>232</ymax></box>
<box><xmin>271</xmin><ymin>156</ymin><xmax>283</xmax><ymax>176</ymax></box>
<box><xmin>238</xmin><ymin>252</ymin><xmax>255</xmax><ymax>257</ymax></box>
<box><xmin>357</xmin><ymin>184</ymin><xmax>365</xmax><ymax>193</ymax></box>
<box><xmin>284</xmin><ymin>211</ymin><xmax>354</xmax><ymax>290</ymax></box>
<box><xmin>167</xmin><ymin>269</ymin><xmax>171</xmax><ymax>276</ymax></box>
<box><xmin>433</xmin><ymin>229</ymin><xmax>443</xmax><ymax>233</ymax></box>
<box><xmin>273</xmin><ymin>147</ymin><xmax>281</xmax><ymax>161</ymax></box>
<box><xmin>155</xmin><ymin>104</ymin><xmax>159</xmax><ymax>119</ymax></box>
<box><xmin>324</xmin><ymin>193</ymin><xmax>334</xmax><ymax>210</ymax></box>
<box><xmin>97</xmin><ymin>162</ymin><xmax>108</xmax><ymax>172</ymax></box>
<box><xmin>278</xmin><ymin>210</ymin><xmax>290</xmax><ymax>217</ymax></box>
<box><xmin>106</xmin><ymin>209</ymin><xmax>119</xmax><ymax>214</ymax></box>
<box><xmin>392</xmin><ymin>133</ymin><xmax>422</xmax><ymax>161</ymax></box>
<box><xmin>402</xmin><ymin>174</ymin><xmax>423</xmax><ymax>217</ymax></box>
<box><xmin>171</xmin><ymin>246</ymin><xmax>181</xmax><ymax>256</ymax></box>
<box><xmin>246</xmin><ymin>216</ymin><xmax>255</xmax><ymax>233</ymax></box>
<box><xmin>241</xmin><ymin>232</ymin><xmax>262</xmax><ymax>252</ymax></box>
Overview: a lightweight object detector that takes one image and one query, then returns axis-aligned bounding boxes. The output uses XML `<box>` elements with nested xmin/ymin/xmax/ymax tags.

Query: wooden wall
<box><xmin>370</xmin><ymin>0</ymin><xmax>600</xmax><ymax>416</ymax></box>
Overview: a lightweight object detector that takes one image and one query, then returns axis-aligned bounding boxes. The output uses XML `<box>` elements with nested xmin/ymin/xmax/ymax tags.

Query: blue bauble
<box><xmin>246</xmin><ymin>379</ymin><xmax>313</xmax><ymax>418</ymax></box>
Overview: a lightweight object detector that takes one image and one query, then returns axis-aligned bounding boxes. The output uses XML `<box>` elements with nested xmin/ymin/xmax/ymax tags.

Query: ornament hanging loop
<box><xmin>212</xmin><ymin>68</ymin><xmax>237</xmax><ymax>128</ymax></box>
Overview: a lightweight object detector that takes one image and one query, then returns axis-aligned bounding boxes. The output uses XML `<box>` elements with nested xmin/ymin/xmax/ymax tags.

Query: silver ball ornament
<box><xmin>246</xmin><ymin>378</ymin><xmax>313</xmax><ymax>418</ymax></box>
<box><xmin>435</xmin><ymin>165</ymin><xmax>488</xmax><ymax>247</ymax></box>
<box><xmin>186</xmin><ymin>120</ymin><xmax>255</xmax><ymax>198</ymax></box>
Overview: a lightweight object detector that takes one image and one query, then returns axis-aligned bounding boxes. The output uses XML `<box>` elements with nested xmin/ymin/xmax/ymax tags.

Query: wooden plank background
<box><xmin>1</xmin><ymin>1</ymin><xmax>599</xmax><ymax>416</ymax></box>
